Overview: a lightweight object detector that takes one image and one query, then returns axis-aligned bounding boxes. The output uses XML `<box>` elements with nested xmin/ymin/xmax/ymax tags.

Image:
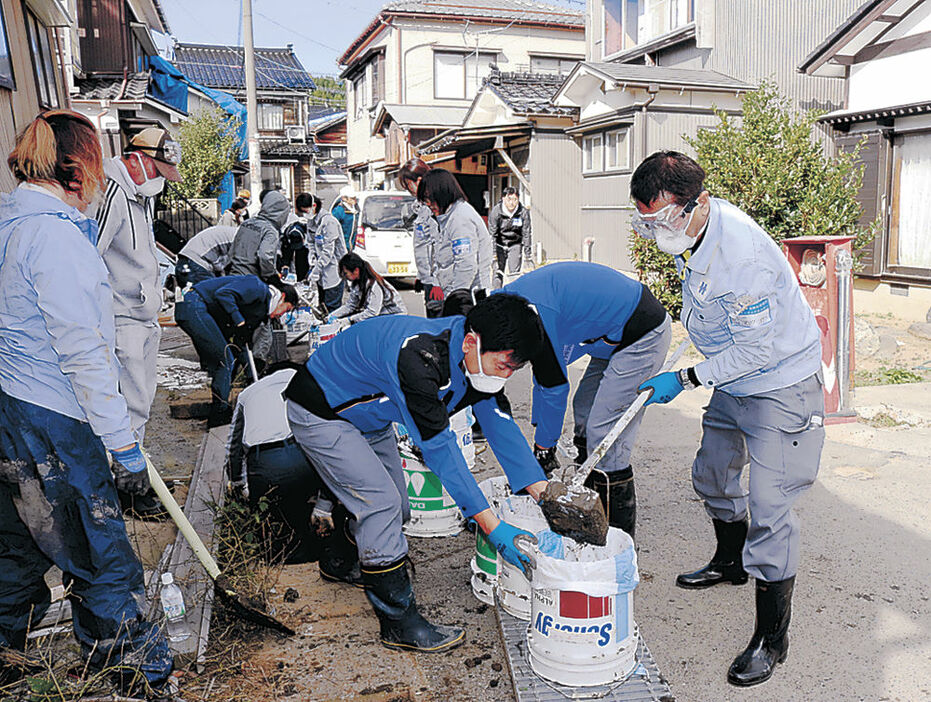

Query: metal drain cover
<box><xmin>496</xmin><ymin>606</ymin><xmax>675</xmax><ymax>701</ymax></box>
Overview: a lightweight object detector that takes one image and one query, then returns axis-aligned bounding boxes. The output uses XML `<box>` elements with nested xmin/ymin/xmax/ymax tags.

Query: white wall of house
<box><xmin>344</xmin><ymin>17</ymin><xmax>583</xmax><ymax>186</ymax></box>
<box><xmin>848</xmin><ymin>1</ymin><xmax>931</xmax><ymax>112</ymax></box>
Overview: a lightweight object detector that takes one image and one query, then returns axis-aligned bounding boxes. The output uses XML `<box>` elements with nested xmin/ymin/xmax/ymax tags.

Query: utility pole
<box><xmin>242</xmin><ymin>0</ymin><xmax>261</xmax><ymax>192</ymax></box>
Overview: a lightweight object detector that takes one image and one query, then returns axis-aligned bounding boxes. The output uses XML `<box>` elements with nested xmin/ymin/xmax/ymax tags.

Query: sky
<box><xmin>156</xmin><ymin>0</ymin><xmax>582</xmax><ymax>77</ymax></box>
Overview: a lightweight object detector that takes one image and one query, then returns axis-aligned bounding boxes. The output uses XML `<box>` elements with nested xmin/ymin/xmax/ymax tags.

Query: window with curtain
<box><xmin>583</xmin><ymin>134</ymin><xmax>603</xmax><ymax>173</ymax></box>
<box><xmin>24</xmin><ymin>7</ymin><xmax>58</xmax><ymax>108</ymax></box>
<box><xmin>434</xmin><ymin>51</ymin><xmax>496</xmax><ymax>99</ymax></box>
<box><xmin>605</xmin><ymin>128</ymin><xmax>630</xmax><ymax>171</ymax></box>
<box><xmin>257</xmin><ymin>102</ymin><xmax>284</xmax><ymax>131</ymax></box>
<box><xmin>890</xmin><ymin>132</ymin><xmax>931</xmax><ymax>271</ymax></box>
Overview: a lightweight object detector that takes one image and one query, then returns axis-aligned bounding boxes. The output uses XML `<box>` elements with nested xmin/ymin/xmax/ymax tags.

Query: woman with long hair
<box><xmin>328</xmin><ymin>252</ymin><xmax>406</xmax><ymax>325</ymax></box>
<box><xmin>416</xmin><ymin>168</ymin><xmax>493</xmax><ymax>300</ymax></box>
<box><xmin>398</xmin><ymin>157</ymin><xmax>443</xmax><ymax>316</ymax></box>
<box><xmin>0</xmin><ymin>110</ymin><xmax>172</xmax><ymax>694</ymax></box>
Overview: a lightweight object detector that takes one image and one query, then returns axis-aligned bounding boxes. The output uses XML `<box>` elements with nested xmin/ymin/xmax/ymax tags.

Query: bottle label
<box><xmin>163</xmin><ymin>602</ymin><xmax>185</xmax><ymax>618</ymax></box>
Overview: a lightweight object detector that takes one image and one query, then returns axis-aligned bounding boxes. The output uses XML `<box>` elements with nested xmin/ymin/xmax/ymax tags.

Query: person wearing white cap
<box><xmin>332</xmin><ymin>185</ymin><xmax>358</xmax><ymax>250</ymax></box>
<box><xmin>95</xmin><ymin>125</ymin><xmax>181</xmax><ymax>518</ymax></box>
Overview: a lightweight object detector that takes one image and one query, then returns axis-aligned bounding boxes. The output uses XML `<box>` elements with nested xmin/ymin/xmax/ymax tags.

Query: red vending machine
<box><xmin>782</xmin><ymin>236</ymin><xmax>856</xmax><ymax>423</ymax></box>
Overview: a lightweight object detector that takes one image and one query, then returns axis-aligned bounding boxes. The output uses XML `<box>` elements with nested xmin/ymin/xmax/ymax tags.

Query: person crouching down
<box><xmin>175</xmin><ymin>275</ymin><xmax>297</xmax><ymax>427</ymax></box>
<box><xmin>326</xmin><ymin>253</ymin><xmax>407</xmax><ymax>328</ymax></box>
<box><xmin>284</xmin><ymin>294</ymin><xmax>549</xmax><ymax>652</ymax></box>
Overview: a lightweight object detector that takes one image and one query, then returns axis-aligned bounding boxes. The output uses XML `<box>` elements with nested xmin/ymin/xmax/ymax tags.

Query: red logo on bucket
<box><xmin>559</xmin><ymin>591</ymin><xmax>612</xmax><ymax>619</ymax></box>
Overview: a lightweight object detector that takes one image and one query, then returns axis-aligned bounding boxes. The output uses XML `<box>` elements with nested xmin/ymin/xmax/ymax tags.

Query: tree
<box><xmin>630</xmin><ymin>81</ymin><xmax>878</xmax><ymax>318</ymax></box>
<box><xmin>173</xmin><ymin>107</ymin><xmax>241</xmax><ymax>200</ymax></box>
<box><xmin>309</xmin><ymin>74</ymin><xmax>346</xmax><ymax>109</ymax></box>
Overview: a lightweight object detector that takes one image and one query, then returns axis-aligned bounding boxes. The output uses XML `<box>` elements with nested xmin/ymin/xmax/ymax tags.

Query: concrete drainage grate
<box><xmin>496</xmin><ymin>606</ymin><xmax>675</xmax><ymax>701</ymax></box>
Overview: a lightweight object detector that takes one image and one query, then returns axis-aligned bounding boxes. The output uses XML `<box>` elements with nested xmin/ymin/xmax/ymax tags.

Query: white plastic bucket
<box><xmin>495</xmin><ymin>494</ymin><xmax>549</xmax><ymax>620</ymax></box>
<box><xmin>399</xmin><ymin>450</ymin><xmax>462</xmax><ymax>538</ymax></box>
<box><xmin>449</xmin><ymin>407</ymin><xmax>475</xmax><ymax>470</ymax></box>
<box><xmin>470</xmin><ymin>477</ymin><xmax>509</xmax><ymax>605</ymax></box>
<box><xmin>527</xmin><ymin>527</ymin><xmax>639</xmax><ymax>687</ymax></box>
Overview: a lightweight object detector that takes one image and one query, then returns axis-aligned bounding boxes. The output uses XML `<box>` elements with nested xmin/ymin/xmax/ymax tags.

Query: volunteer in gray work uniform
<box><xmin>417</xmin><ymin>168</ymin><xmax>493</xmax><ymax>298</ymax></box>
<box><xmin>175</xmin><ymin>224</ymin><xmax>238</xmax><ymax>288</ymax></box>
<box><xmin>306</xmin><ymin>194</ymin><xmax>348</xmax><ymax>313</ymax></box>
<box><xmin>398</xmin><ymin>158</ymin><xmax>443</xmax><ymax>317</ymax></box>
<box><xmin>633</xmin><ymin>151</ymin><xmax>824</xmax><ymax>688</ymax></box>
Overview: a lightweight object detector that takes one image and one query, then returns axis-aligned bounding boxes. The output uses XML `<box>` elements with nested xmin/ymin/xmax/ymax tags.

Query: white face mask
<box><xmin>634</xmin><ymin>200</ymin><xmax>698</xmax><ymax>255</ymax></box>
<box><xmin>654</xmin><ymin>226</ymin><xmax>695</xmax><ymax>255</ymax></box>
<box><xmin>132</xmin><ymin>153</ymin><xmax>165</xmax><ymax>198</ymax></box>
<box><xmin>465</xmin><ymin>333</ymin><xmax>509</xmax><ymax>394</ymax></box>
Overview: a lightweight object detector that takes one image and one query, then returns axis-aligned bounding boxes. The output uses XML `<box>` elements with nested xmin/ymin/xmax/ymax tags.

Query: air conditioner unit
<box><xmin>286</xmin><ymin>125</ymin><xmax>307</xmax><ymax>143</ymax></box>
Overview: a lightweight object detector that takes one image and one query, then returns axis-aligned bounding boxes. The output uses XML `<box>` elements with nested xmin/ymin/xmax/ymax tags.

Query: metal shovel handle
<box><xmin>567</xmin><ymin>338</ymin><xmax>691</xmax><ymax>490</ymax></box>
<box><xmin>245</xmin><ymin>345</ymin><xmax>259</xmax><ymax>383</ymax></box>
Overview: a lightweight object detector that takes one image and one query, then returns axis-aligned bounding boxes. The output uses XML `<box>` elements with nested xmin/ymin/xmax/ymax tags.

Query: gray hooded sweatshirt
<box><xmin>227</xmin><ymin>191</ymin><xmax>291</xmax><ymax>280</ymax></box>
<box><xmin>95</xmin><ymin>158</ymin><xmax>162</xmax><ymax>322</ymax></box>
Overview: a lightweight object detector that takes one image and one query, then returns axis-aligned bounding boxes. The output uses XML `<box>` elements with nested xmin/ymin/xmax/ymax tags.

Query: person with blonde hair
<box><xmin>0</xmin><ymin>110</ymin><xmax>173</xmax><ymax>695</ymax></box>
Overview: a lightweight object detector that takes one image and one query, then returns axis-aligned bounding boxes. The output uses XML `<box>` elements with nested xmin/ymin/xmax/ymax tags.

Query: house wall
<box><xmin>847</xmin><ymin>2</ymin><xmax>931</xmax><ymax>112</ymax></box>
<box><xmin>344</xmin><ymin>17</ymin><xmax>583</xmax><ymax>186</ymax></box>
<box><xmin>530</xmin><ymin>130</ymin><xmax>583</xmax><ymax>262</ymax></box>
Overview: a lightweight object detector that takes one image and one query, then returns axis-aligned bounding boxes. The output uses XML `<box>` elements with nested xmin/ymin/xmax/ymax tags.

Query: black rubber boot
<box><xmin>206</xmin><ymin>401</ymin><xmax>233</xmax><ymax>428</ymax></box>
<box><xmin>584</xmin><ymin>466</ymin><xmax>636</xmax><ymax>541</ymax></box>
<box><xmin>533</xmin><ymin>445</ymin><xmax>559</xmax><ymax>477</ymax></box>
<box><xmin>727</xmin><ymin>577</ymin><xmax>795</xmax><ymax>687</ymax></box>
<box><xmin>676</xmin><ymin>518</ymin><xmax>749</xmax><ymax>589</ymax></box>
<box><xmin>119</xmin><ymin>488</ymin><xmax>170</xmax><ymax>521</ymax></box>
<box><xmin>572</xmin><ymin>434</ymin><xmax>588</xmax><ymax>464</ymax></box>
<box><xmin>319</xmin><ymin>513</ymin><xmax>363</xmax><ymax>588</ymax></box>
<box><xmin>362</xmin><ymin>560</ymin><xmax>465</xmax><ymax>653</ymax></box>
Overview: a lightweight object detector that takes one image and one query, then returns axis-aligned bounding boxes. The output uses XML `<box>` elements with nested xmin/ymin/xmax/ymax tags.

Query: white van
<box><xmin>331</xmin><ymin>190</ymin><xmax>418</xmax><ymax>278</ymax></box>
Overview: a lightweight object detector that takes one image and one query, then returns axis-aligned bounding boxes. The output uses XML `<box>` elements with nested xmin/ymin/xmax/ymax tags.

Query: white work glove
<box><xmin>311</xmin><ymin>503</ymin><xmax>334</xmax><ymax>537</ymax></box>
<box><xmin>336</xmin><ymin>317</ymin><xmax>351</xmax><ymax>331</ymax></box>
<box><xmin>228</xmin><ymin>479</ymin><xmax>249</xmax><ymax>501</ymax></box>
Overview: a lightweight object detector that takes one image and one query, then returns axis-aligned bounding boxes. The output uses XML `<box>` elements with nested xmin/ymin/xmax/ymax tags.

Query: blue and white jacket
<box><xmin>676</xmin><ymin>198</ymin><xmax>820</xmax><ymax>395</ymax></box>
<box><xmin>285</xmin><ymin>314</ymin><xmax>544</xmax><ymax>517</ymax></box>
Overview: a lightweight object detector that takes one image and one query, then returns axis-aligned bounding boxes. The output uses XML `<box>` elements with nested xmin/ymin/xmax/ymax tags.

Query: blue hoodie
<box><xmin>292</xmin><ymin>314</ymin><xmax>544</xmax><ymax>517</ymax></box>
<box><xmin>0</xmin><ymin>185</ymin><xmax>135</xmax><ymax>450</ymax></box>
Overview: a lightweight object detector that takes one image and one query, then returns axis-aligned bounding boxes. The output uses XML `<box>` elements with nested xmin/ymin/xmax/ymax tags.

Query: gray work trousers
<box><xmin>692</xmin><ymin>373</ymin><xmax>824</xmax><ymax>581</ymax></box>
<box><xmin>114</xmin><ymin>319</ymin><xmax>161</xmax><ymax>444</ymax></box>
<box><xmin>251</xmin><ymin>320</ymin><xmax>273</xmax><ymax>363</ymax></box>
<box><xmin>494</xmin><ymin>244</ymin><xmax>521</xmax><ymax>288</ymax></box>
<box><xmin>286</xmin><ymin>401</ymin><xmax>410</xmax><ymax>566</ymax></box>
<box><xmin>572</xmin><ymin>317</ymin><xmax>671</xmax><ymax>473</ymax></box>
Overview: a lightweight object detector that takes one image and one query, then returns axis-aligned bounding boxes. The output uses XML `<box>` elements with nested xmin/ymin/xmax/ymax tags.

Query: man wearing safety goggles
<box><xmin>630</xmin><ymin>151</ymin><xmax>824</xmax><ymax>688</ymax></box>
<box><xmin>95</xmin><ymin>126</ymin><xmax>181</xmax><ymax>519</ymax></box>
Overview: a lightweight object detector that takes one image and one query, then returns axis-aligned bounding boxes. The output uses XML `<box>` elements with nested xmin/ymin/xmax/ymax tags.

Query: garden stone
<box><xmin>907</xmin><ymin>322</ymin><xmax>931</xmax><ymax>341</ymax></box>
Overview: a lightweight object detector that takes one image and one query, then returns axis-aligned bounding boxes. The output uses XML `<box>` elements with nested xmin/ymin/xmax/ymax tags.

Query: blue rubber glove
<box><xmin>326</xmin><ymin>313</ymin><xmax>337</xmax><ymax>323</ymax></box>
<box><xmin>638</xmin><ymin>371</ymin><xmax>684</xmax><ymax>406</ymax></box>
<box><xmin>111</xmin><ymin>444</ymin><xmax>151</xmax><ymax>496</ymax></box>
<box><xmin>488</xmin><ymin>521</ymin><xmax>537</xmax><ymax>575</ymax></box>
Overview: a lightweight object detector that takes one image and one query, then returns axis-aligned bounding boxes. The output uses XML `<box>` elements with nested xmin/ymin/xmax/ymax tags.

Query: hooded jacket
<box><xmin>178</xmin><ymin>225</ymin><xmax>238</xmax><ymax>274</ymax></box>
<box><xmin>94</xmin><ymin>157</ymin><xmax>162</xmax><ymax>323</ymax></box>
<box><xmin>0</xmin><ymin>185</ymin><xmax>134</xmax><ymax>450</ymax></box>
<box><xmin>227</xmin><ymin>191</ymin><xmax>291</xmax><ymax>281</ymax></box>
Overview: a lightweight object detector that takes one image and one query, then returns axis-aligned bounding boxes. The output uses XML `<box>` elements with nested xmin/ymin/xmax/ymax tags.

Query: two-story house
<box><xmin>339</xmin><ymin>0</ymin><xmax>585</xmax><ymax>196</ymax></box>
<box><xmin>174</xmin><ymin>42</ymin><xmax>317</xmax><ymax>201</ymax></box>
<box><xmin>552</xmin><ymin>0</ymin><xmax>867</xmax><ymax>271</ymax></box>
<box><xmin>801</xmin><ymin>0</ymin><xmax>931</xmax><ymax>319</ymax></box>
<box><xmin>309</xmin><ymin>108</ymin><xmax>348</xmax><ymax>205</ymax></box>
<box><xmin>0</xmin><ymin>0</ymin><xmax>75</xmax><ymax>191</ymax></box>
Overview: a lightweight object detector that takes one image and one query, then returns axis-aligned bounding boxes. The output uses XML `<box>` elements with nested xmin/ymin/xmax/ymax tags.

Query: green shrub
<box><xmin>630</xmin><ymin>81</ymin><xmax>879</xmax><ymax>319</ymax></box>
<box><xmin>172</xmin><ymin>107</ymin><xmax>242</xmax><ymax>201</ymax></box>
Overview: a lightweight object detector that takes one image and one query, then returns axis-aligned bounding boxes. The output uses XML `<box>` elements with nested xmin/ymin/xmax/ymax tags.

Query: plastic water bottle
<box><xmin>159</xmin><ymin>572</ymin><xmax>191</xmax><ymax>642</ymax></box>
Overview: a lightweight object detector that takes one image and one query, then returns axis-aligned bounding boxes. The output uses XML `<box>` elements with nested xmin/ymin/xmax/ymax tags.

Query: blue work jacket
<box><xmin>501</xmin><ymin>262</ymin><xmax>646</xmax><ymax>449</ymax></box>
<box><xmin>304</xmin><ymin>314</ymin><xmax>544</xmax><ymax>517</ymax></box>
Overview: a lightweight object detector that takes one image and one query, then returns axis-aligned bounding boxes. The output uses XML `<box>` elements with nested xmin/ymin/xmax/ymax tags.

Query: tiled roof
<box><xmin>261</xmin><ymin>141</ymin><xmax>319</xmax><ymax>158</ymax></box>
<box><xmin>383</xmin><ymin>0</ymin><xmax>584</xmax><ymax>26</ymax></box>
<box><xmin>75</xmin><ymin>73</ymin><xmax>150</xmax><ymax>101</ymax></box>
<box><xmin>173</xmin><ymin>43</ymin><xmax>316</xmax><ymax>92</ymax></box>
<box><xmin>483</xmin><ymin>70</ymin><xmax>576</xmax><ymax>117</ymax></box>
<box><xmin>341</xmin><ymin>0</ymin><xmax>583</xmax><ymax>65</ymax></box>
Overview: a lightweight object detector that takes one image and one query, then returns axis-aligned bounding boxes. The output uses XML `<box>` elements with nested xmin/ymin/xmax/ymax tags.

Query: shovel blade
<box><xmin>214</xmin><ymin>574</ymin><xmax>295</xmax><ymax>636</ymax></box>
<box><xmin>538</xmin><ymin>480</ymin><xmax>609</xmax><ymax>547</ymax></box>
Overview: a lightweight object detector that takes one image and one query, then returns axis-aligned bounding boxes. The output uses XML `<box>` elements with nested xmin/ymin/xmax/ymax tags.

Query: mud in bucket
<box><xmin>526</xmin><ymin>527</ymin><xmax>639</xmax><ymax>687</ymax></box>
<box><xmin>470</xmin><ymin>477</ymin><xmax>509</xmax><ymax>605</ymax></box>
<box><xmin>495</xmin><ymin>494</ymin><xmax>548</xmax><ymax>620</ymax></box>
<box><xmin>398</xmin><ymin>444</ymin><xmax>462</xmax><ymax>538</ymax></box>
<box><xmin>450</xmin><ymin>408</ymin><xmax>475</xmax><ymax>471</ymax></box>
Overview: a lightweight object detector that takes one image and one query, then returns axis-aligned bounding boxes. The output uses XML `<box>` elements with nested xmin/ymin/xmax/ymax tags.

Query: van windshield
<box><xmin>362</xmin><ymin>194</ymin><xmax>417</xmax><ymax>231</ymax></box>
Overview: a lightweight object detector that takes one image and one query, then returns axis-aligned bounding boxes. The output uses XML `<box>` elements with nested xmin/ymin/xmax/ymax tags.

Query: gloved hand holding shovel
<box><xmin>487</xmin><ymin>520</ymin><xmax>537</xmax><ymax>576</ymax></box>
<box><xmin>538</xmin><ymin>339</ymin><xmax>691</xmax><ymax>546</ymax></box>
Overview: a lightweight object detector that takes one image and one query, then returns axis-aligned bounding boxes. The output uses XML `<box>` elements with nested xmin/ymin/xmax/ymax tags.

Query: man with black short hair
<box><xmin>631</xmin><ymin>150</ymin><xmax>824</xmax><ymax>688</ymax></box>
<box><xmin>284</xmin><ymin>294</ymin><xmax>548</xmax><ymax>653</ymax></box>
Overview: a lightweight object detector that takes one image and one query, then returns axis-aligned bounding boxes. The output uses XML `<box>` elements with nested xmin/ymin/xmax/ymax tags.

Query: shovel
<box><xmin>538</xmin><ymin>339</ymin><xmax>691</xmax><ymax>546</ymax></box>
<box><xmin>145</xmin><ymin>455</ymin><xmax>295</xmax><ymax>636</ymax></box>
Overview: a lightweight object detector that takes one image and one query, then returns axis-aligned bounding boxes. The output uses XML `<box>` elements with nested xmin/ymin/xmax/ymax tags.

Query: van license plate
<box><xmin>388</xmin><ymin>263</ymin><xmax>408</xmax><ymax>275</ymax></box>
